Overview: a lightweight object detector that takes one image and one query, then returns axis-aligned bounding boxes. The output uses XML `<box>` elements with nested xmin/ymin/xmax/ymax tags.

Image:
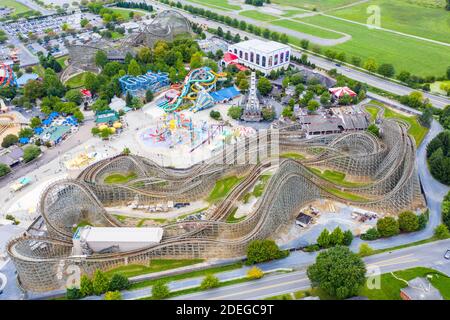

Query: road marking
<box><xmin>208</xmin><ymin>277</ymin><xmax>310</xmax><ymax>300</ymax></box>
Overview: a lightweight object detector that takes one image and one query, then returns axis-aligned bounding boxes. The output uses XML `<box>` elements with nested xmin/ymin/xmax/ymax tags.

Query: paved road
<box><xmin>145</xmin><ymin>0</ymin><xmax>450</xmax><ymax>109</ymax></box>
<box><xmin>171</xmin><ymin>239</ymin><xmax>450</xmax><ymax>300</ymax></box>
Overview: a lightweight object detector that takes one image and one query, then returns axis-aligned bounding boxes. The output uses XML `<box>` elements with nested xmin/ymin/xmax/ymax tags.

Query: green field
<box><xmin>56</xmin><ymin>56</ymin><xmax>68</xmax><ymax>69</ymax></box>
<box><xmin>280</xmin><ymin>152</ymin><xmax>305</xmax><ymax>160</ymax></box>
<box><xmin>359</xmin><ymin>267</ymin><xmax>450</xmax><ymax>300</ymax></box>
<box><xmin>324</xmin><ymin>187</ymin><xmax>368</xmax><ymax>201</ymax></box>
<box><xmin>187</xmin><ymin>0</ymin><xmax>241</xmax><ymax>11</ymax></box>
<box><xmin>1</xmin><ymin>0</ymin><xmax>32</xmax><ymax>16</ymax></box>
<box><xmin>104</xmin><ymin>259</ymin><xmax>204</xmax><ymax>278</ymax></box>
<box><xmin>310</xmin><ymin>167</ymin><xmax>364</xmax><ymax>187</ymax></box>
<box><xmin>297</xmin><ymin>15</ymin><xmax>450</xmax><ymax>77</ymax></box>
<box><xmin>281</xmin><ymin>9</ymin><xmax>309</xmax><ymax>17</ymax></box>
<box><xmin>65</xmin><ymin>72</ymin><xmax>87</xmax><ymax>88</ymax></box>
<box><xmin>207</xmin><ymin>176</ymin><xmax>242</xmax><ymax>203</ymax></box>
<box><xmin>330</xmin><ymin>0</ymin><xmax>450</xmax><ymax>44</ymax></box>
<box><xmin>383</xmin><ymin>105</ymin><xmax>428</xmax><ymax>146</ymax></box>
<box><xmin>239</xmin><ymin>10</ymin><xmax>279</xmax><ymax>22</ymax></box>
<box><xmin>272</xmin><ymin>19</ymin><xmax>344</xmax><ymax>39</ymax></box>
<box><xmin>365</xmin><ymin>106</ymin><xmax>380</xmax><ymax>122</ymax></box>
<box><xmin>110</xmin><ymin>8</ymin><xmax>144</xmax><ymax>21</ymax></box>
<box><xmin>104</xmin><ymin>172</ymin><xmax>137</xmax><ymax>184</ymax></box>
<box><xmin>272</xmin><ymin>0</ymin><xmax>360</xmax><ymax>11</ymax></box>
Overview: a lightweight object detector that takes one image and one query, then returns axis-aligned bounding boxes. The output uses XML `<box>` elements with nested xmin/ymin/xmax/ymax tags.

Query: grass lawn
<box><xmin>65</xmin><ymin>72</ymin><xmax>88</xmax><ymax>89</ymax></box>
<box><xmin>1</xmin><ymin>0</ymin><xmax>32</xmax><ymax>15</ymax></box>
<box><xmin>104</xmin><ymin>259</ymin><xmax>204</xmax><ymax>278</ymax></box>
<box><xmin>382</xmin><ymin>105</ymin><xmax>428</xmax><ymax>146</ymax></box>
<box><xmin>32</xmin><ymin>64</ymin><xmax>45</xmax><ymax>77</ymax></box>
<box><xmin>365</xmin><ymin>105</ymin><xmax>380</xmax><ymax>122</ymax></box>
<box><xmin>71</xmin><ymin>220</ymin><xmax>92</xmax><ymax>232</ymax></box>
<box><xmin>281</xmin><ymin>9</ymin><xmax>308</xmax><ymax>17</ymax></box>
<box><xmin>272</xmin><ymin>0</ymin><xmax>360</xmax><ymax>11</ymax></box>
<box><xmin>296</xmin><ymin>15</ymin><xmax>450</xmax><ymax>77</ymax></box>
<box><xmin>207</xmin><ymin>176</ymin><xmax>242</xmax><ymax>203</ymax></box>
<box><xmin>310</xmin><ymin>167</ymin><xmax>365</xmax><ymax>187</ymax></box>
<box><xmin>272</xmin><ymin>19</ymin><xmax>344</xmax><ymax>39</ymax></box>
<box><xmin>130</xmin><ymin>262</ymin><xmax>243</xmax><ymax>290</ymax></box>
<box><xmin>110</xmin><ymin>8</ymin><xmax>144</xmax><ymax>21</ymax></box>
<box><xmin>186</xmin><ymin>0</ymin><xmax>241</xmax><ymax>11</ymax></box>
<box><xmin>359</xmin><ymin>267</ymin><xmax>450</xmax><ymax>300</ymax></box>
<box><xmin>329</xmin><ymin>0</ymin><xmax>450</xmax><ymax>44</ymax></box>
<box><xmin>324</xmin><ymin>187</ymin><xmax>368</xmax><ymax>202</ymax></box>
<box><xmin>280</xmin><ymin>152</ymin><xmax>305</xmax><ymax>160</ymax></box>
<box><xmin>56</xmin><ymin>56</ymin><xmax>68</xmax><ymax>69</ymax></box>
<box><xmin>111</xmin><ymin>31</ymin><xmax>124</xmax><ymax>40</ymax></box>
<box><xmin>226</xmin><ymin>207</ymin><xmax>245</xmax><ymax>223</ymax></box>
<box><xmin>239</xmin><ymin>10</ymin><xmax>279</xmax><ymax>22</ymax></box>
<box><xmin>104</xmin><ymin>172</ymin><xmax>137</xmax><ymax>184</ymax></box>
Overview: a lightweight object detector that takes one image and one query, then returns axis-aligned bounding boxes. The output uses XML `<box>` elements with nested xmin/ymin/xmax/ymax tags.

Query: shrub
<box><xmin>79</xmin><ymin>275</ymin><xmax>93</xmax><ymax>297</ymax></box>
<box><xmin>376</xmin><ymin>217</ymin><xmax>399</xmax><ymax>238</ymax></box>
<box><xmin>303</xmin><ymin>244</ymin><xmax>320</xmax><ymax>252</ymax></box>
<box><xmin>247</xmin><ymin>266</ymin><xmax>264</xmax><ymax>280</ymax></box>
<box><xmin>245</xmin><ymin>239</ymin><xmax>288</xmax><ymax>265</ymax></box>
<box><xmin>227</xmin><ymin>106</ymin><xmax>243</xmax><ymax>120</ymax></box>
<box><xmin>317</xmin><ymin>229</ymin><xmax>330</xmax><ymax>248</ymax></box>
<box><xmin>104</xmin><ymin>291</ymin><xmax>122</xmax><ymax>300</ymax></box>
<box><xmin>329</xmin><ymin>227</ymin><xmax>344</xmax><ymax>246</ymax></box>
<box><xmin>200</xmin><ymin>274</ymin><xmax>220</xmax><ymax>290</ymax></box>
<box><xmin>358</xmin><ymin>243</ymin><xmax>374</xmax><ymax>257</ymax></box>
<box><xmin>0</xmin><ymin>163</ymin><xmax>11</xmax><ymax>177</ymax></box>
<box><xmin>434</xmin><ymin>224</ymin><xmax>450</xmax><ymax>239</ymax></box>
<box><xmin>342</xmin><ymin>230</ymin><xmax>353</xmax><ymax>246</ymax></box>
<box><xmin>66</xmin><ymin>287</ymin><xmax>82</xmax><ymax>300</ymax></box>
<box><xmin>210</xmin><ymin>110</ymin><xmax>221</xmax><ymax>120</ymax></box>
<box><xmin>108</xmin><ymin>273</ymin><xmax>130</xmax><ymax>291</ymax></box>
<box><xmin>398</xmin><ymin>211</ymin><xmax>419</xmax><ymax>233</ymax></box>
<box><xmin>151</xmin><ymin>280</ymin><xmax>170</xmax><ymax>299</ymax></box>
<box><xmin>92</xmin><ymin>270</ymin><xmax>110</xmax><ymax>295</ymax></box>
<box><xmin>360</xmin><ymin>227</ymin><xmax>380</xmax><ymax>241</ymax></box>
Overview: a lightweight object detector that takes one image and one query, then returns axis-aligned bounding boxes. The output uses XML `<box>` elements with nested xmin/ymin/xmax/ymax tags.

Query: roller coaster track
<box><xmin>7</xmin><ymin>117</ymin><xmax>425</xmax><ymax>292</ymax></box>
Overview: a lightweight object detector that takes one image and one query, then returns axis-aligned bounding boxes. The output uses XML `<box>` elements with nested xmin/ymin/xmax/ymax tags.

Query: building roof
<box><xmin>401</xmin><ymin>277</ymin><xmax>443</xmax><ymax>300</ymax></box>
<box><xmin>95</xmin><ymin>110</ymin><xmax>119</xmax><ymax>123</ymax></box>
<box><xmin>329</xmin><ymin>86</ymin><xmax>356</xmax><ymax>98</ymax></box>
<box><xmin>16</xmin><ymin>73</ymin><xmax>39</xmax><ymax>86</ymax></box>
<box><xmin>296</xmin><ymin>213</ymin><xmax>312</xmax><ymax>225</ymax></box>
<box><xmin>210</xmin><ymin>86</ymin><xmax>241</xmax><ymax>102</ymax></box>
<box><xmin>232</xmin><ymin>39</ymin><xmax>290</xmax><ymax>54</ymax></box>
<box><xmin>39</xmin><ymin>125</ymin><xmax>71</xmax><ymax>143</ymax></box>
<box><xmin>74</xmin><ymin>227</ymin><xmax>164</xmax><ymax>244</ymax></box>
<box><xmin>0</xmin><ymin>145</ymin><xmax>24</xmax><ymax>166</ymax></box>
<box><xmin>223</xmin><ymin>52</ymin><xmax>238</xmax><ymax>63</ymax></box>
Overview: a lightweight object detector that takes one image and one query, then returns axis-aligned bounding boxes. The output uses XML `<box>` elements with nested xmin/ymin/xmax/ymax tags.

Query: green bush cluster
<box><xmin>245</xmin><ymin>239</ymin><xmax>289</xmax><ymax>265</ymax></box>
<box><xmin>66</xmin><ymin>271</ymin><xmax>130</xmax><ymax>300</ymax></box>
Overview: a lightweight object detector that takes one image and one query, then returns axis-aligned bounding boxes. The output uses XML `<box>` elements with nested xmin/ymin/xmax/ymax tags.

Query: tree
<box><xmin>92</xmin><ymin>270</ymin><xmax>110</xmax><ymax>295</ymax></box>
<box><xmin>320</xmin><ymin>92</ymin><xmax>331</xmax><ymax>105</ymax></box>
<box><xmin>190</xmin><ymin>52</ymin><xmax>203</xmax><ymax>70</ymax></box>
<box><xmin>80</xmin><ymin>275</ymin><xmax>94</xmax><ymax>297</ymax></box>
<box><xmin>376</xmin><ymin>216</ymin><xmax>400</xmax><ymax>238</ymax></box>
<box><xmin>434</xmin><ymin>224</ymin><xmax>450</xmax><ymax>239</ymax></box>
<box><xmin>247</xmin><ymin>266</ymin><xmax>264</xmax><ymax>279</ymax></box>
<box><xmin>238</xmin><ymin>79</ymin><xmax>249</xmax><ymax>91</ymax></box>
<box><xmin>43</xmin><ymin>68</ymin><xmax>65</xmax><ymax>97</ymax></box>
<box><xmin>307</xmin><ymin>100</ymin><xmax>320</xmax><ymax>112</ymax></box>
<box><xmin>257</xmin><ymin>77</ymin><xmax>272</xmax><ymax>96</ymax></box>
<box><xmin>23</xmin><ymin>145</ymin><xmax>41</xmax><ymax>162</ymax></box>
<box><xmin>363</xmin><ymin>58</ymin><xmax>378</xmax><ymax>72</ymax></box>
<box><xmin>84</xmin><ymin>72</ymin><xmax>100</xmax><ymax>93</ymax></box>
<box><xmin>104</xmin><ymin>291</ymin><xmax>122</xmax><ymax>300</ymax></box>
<box><xmin>329</xmin><ymin>227</ymin><xmax>344</xmax><ymax>246</ymax></box>
<box><xmin>19</xmin><ymin>128</ymin><xmax>34</xmax><ymax>139</ymax></box>
<box><xmin>377</xmin><ymin>63</ymin><xmax>395</xmax><ymax>78</ymax></box>
<box><xmin>0</xmin><ymin>163</ymin><xmax>11</xmax><ymax>177</ymax></box>
<box><xmin>23</xmin><ymin>79</ymin><xmax>45</xmax><ymax>102</ymax></box>
<box><xmin>307</xmin><ymin>246</ymin><xmax>366</xmax><ymax>299</ymax></box>
<box><xmin>261</xmin><ymin>107</ymin><xmax>276</xmax><ymax>121</ymax></box>
<box><xmin>151</xmin><ymin>280</ymin><xmax>170</xmax><ymax>299</ymax></box>
<box><xmin>367</xmin><ymin>124</ymin><xmax>380</xmax><ymax>137</ymax></box>
<box><xmin>317</xmin><ymin>229</ymin><xmax>331</xmax><ymax>248</ymax></box>
<box><xmin>245</xmin><ymin>239</ymin><xmax>287</xmax><ymax>265</ymax></box>
<box><xmin>342</xmin><ymin>230</ymin><xmax>353</xmax><ymax>246</ymax></box>
<box><xmin>418</xmin><ymin>108</ymin><xmax>433</xmax><ymax>128</ymax></box>
<box><xmin>398</xmin><ymin>211</ymin><xmax>419</xmax><ymax>233</ymax></box>
<box><xmin>64</xmin><ymin>89</ymin><xmax>83</xmax><ymax>105</ymax></box>
<box><xmin>108</xmin><ymin>274</ymin><xmax>130</xmax><ymax>291</ymax></box>
<box><xmin>227</xmin><ymin>106</ymin><xmax>243</xmax><ymax>120</ymax></box>
<box><xmin>127</xmin><ymin>59</ymin><xmax>141</xmax><ymax>76</ymax></box>
<box><xmin>200</xmin><ymin>274</ymin><xmax>220</xmax><ymax>290</ymax></box>
<box><xmin>145</xmin><ymin>89</ymin><xmax>154</xmax><ymax>103</ymax></box>
<box><xmin>2</xmin><ymin>134</ymin><xmax>18</xmax><ymax>148</ymax></box>
<box><xmin>95</xmin><ymin>50</ymin><xmax>108</xmax><ymax>68</ymax></box>
<box><xmin>358</xmin><ymin>243</ymin><xmax>374</xmax><ymax>257</ymax></box>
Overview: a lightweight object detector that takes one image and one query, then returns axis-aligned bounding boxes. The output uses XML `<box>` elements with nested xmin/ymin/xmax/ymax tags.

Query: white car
<box><xmin>444</xmin><ymin>250</ymin><xmax>450</xmax><ymax>260</ymax></box>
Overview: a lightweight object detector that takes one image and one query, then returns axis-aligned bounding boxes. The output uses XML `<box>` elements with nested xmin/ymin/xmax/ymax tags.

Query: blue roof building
<box><xmin>16</xmin><ymin>73</ymin><xmax>39</xmax><ymax>87</ymax></box>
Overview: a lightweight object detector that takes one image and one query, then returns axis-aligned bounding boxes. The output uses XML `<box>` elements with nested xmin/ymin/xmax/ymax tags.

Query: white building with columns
<box><xmin>226</xmin><ymin>39</ymin><xmax>291</xmax><ymax>75</ymax></box>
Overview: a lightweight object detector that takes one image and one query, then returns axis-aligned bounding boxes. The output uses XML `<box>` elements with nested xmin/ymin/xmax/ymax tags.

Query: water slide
<box><xmin>160</xmin><ymin>67</ymin><xmax>220</xmax><ymax>112</ymax></box>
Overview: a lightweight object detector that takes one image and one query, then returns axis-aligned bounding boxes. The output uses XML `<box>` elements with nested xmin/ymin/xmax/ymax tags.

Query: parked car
<box><xmin>444</xmin><ymin>250</ymin><xmax>450</xmax><ymax>260</ymax></box>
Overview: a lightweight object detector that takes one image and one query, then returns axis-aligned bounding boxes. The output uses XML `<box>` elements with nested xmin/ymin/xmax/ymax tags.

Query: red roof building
<box><xmin>222</xmin><ymin>53</ymin><xmax>249</xmax><ymax>71</ymax></box>
<box><xmin>329</xmin><ymin>86</ymin><xmax>357</xmax><ymax>98</ymax></box>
